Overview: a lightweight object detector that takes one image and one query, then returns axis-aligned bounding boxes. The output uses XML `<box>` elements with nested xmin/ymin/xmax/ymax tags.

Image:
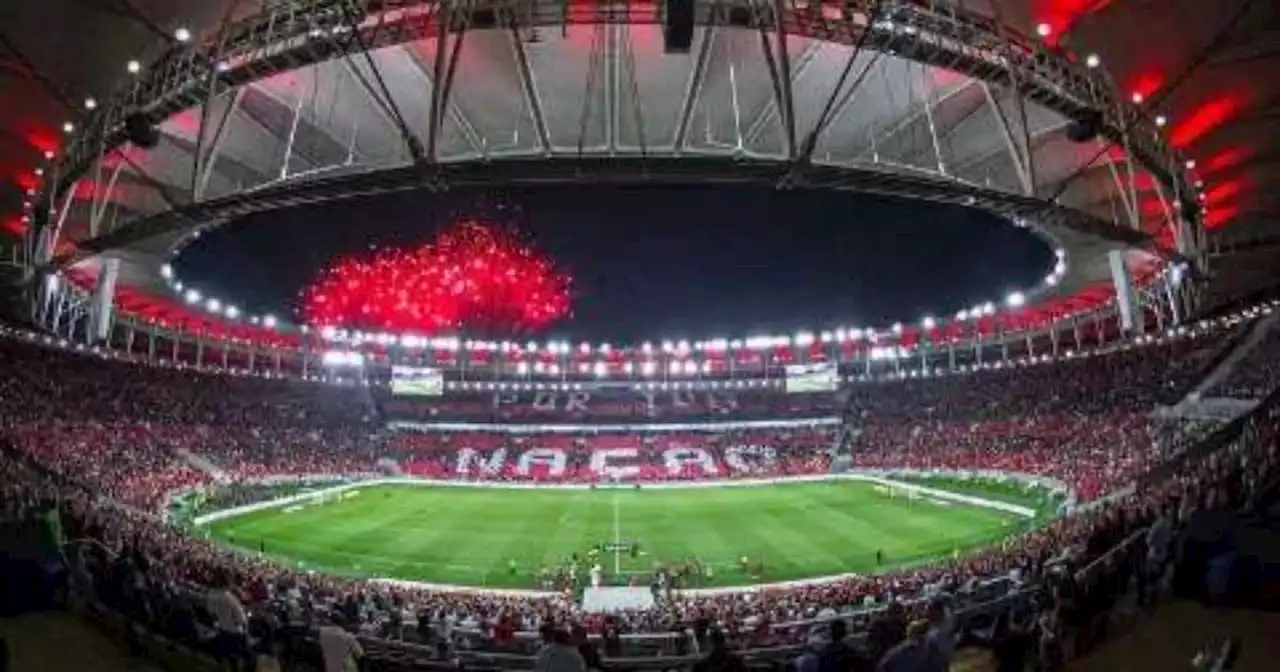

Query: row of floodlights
<box><xmin>8</xmin><ymin>297</ymin><xmax>1276</xmax><ymax>392</ymax></box>
<box><xmin>314</xmin><ymin>324</ymin><xmax>1217</xmax><ymax>388</ymax></box>
<box><xmin>162</xmin><ymin>249</ymin><xmax>1065</xmax><ymax>355</ymax></box>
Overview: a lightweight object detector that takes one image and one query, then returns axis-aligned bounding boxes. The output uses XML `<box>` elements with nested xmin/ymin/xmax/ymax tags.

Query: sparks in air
<box><xmin>299</xmin><ymin>220</ymin><xmax>571</xmax><ymax>334</ymax></box>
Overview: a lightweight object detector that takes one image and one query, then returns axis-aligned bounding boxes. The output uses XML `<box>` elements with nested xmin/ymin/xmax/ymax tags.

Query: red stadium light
<box><xmin>299</xmin><ymin>219</ymin><xmax>571</xmax><ymax>335</ymax></box>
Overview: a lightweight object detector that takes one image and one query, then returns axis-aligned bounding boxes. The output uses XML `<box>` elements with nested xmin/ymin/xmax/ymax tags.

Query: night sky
<box><xmin>175</xmin><ymin>185</ymin><xmax>1053</xmax><ymax>343</ymax></box>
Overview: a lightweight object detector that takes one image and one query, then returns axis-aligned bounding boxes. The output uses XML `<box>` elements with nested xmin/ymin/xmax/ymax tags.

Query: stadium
<box><xmin>2</xmin><ymin>1</ymin><xmax>1280</xmax><ymax>671</ymax></box>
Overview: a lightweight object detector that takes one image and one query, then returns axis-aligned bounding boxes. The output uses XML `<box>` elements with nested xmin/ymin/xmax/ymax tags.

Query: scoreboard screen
<box><xmin>784</xmin><ymin>362</ymin><xmax>838</xmax><ymax>394</ymax></box>
<box><xmin>390</xmin><ymin>366</ymin><xmax>444</xmax><ymax>397</ymax></box>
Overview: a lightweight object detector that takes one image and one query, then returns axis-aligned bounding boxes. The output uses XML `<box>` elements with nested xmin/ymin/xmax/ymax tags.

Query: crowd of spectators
<box><xmin>0</xmin><ymin>323</ymin><xmax>1273</xmax><ymax>669</ymax></box>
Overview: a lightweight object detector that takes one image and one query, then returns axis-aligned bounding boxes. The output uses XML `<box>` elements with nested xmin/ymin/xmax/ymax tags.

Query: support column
<box><xmin>1109</xmin><ymin>250</ymin><xmax>1143</xmax><ymax>336</ymax></box>
<box><xmin>88</xmin><ymin>258</ymin><xmax>120</xmax><ymax>344</ymax></box>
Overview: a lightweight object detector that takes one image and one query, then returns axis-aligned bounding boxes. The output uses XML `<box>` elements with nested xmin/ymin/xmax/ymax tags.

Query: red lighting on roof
<box><xmin>299</xmin><ymin>219</ymin><xmax>572</xmax><ymax>335</ymax></box>
<box><xmin>1128</xmin><ymin>72</ymin><xmax>1164</xmax><ymax>104</ymax></box>
<box><xmin>1170</xmin><ymin>95</ymin><xmax>1245</xmax><ymax>148</ymax></box>
<box><xmin>1201</xmin><ymin>147</ymin><xmax>1252</xmax><ymax>175</ymax></box>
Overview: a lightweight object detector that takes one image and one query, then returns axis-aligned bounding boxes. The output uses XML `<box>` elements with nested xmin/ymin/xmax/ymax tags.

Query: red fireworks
<box><xmin>299</xmin><ymin>220</ymin><xmax>571</xmax><ymax>334</ymax></box>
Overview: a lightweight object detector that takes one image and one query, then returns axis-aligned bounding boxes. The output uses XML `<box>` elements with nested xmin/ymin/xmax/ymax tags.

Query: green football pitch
<box><xmin>203</xmin><ymin>480</ymin><xmax>1047</xmax><ymax>589</ymax></box>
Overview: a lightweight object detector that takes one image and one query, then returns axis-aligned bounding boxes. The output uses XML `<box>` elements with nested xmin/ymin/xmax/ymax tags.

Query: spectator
<box><xmin>692</xmin><ymin>629</ymin><xmax>745</xmax><ymax>672</ymax></box>
<box><xmin>318</xmin><ymin>616</ymin><xmax>364</xmax><ymax>672</ymax></box>
<box><xmin>207</xmin><ymin>573</ymin><xmax>252</xmax><ymax>672</ymax></box>
<box><xmin>535</xmin><ymin>625</ymin><xmax>586</xmax><ymax>672</ymax></box>
<box><xmin>876</xmin><ymin>620</ymin><xmax>944</xmax><ymax>672</ymax></box>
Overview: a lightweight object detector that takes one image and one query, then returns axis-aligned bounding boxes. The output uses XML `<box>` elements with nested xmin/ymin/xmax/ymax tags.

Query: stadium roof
<box><xmin>2</xmin><ymin>0</ymin><xmax>1278</xmax><ymax>341</ymax></box>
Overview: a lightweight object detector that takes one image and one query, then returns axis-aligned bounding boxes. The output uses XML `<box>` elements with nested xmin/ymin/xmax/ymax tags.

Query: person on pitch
<box><xmin>590</xmin><ymin>562</ymin><xmax>603</xmax><ymax>588</ymax></box>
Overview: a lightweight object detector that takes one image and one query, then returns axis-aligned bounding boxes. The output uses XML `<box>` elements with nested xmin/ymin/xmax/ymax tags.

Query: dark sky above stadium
<box><xmin>176</xmin><ymin>185</ymin><xmax>1053</xmax><ymax>343</ymax></box>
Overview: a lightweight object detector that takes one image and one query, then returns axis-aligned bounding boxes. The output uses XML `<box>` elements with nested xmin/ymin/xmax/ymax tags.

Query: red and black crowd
<box><xmin>1</xmin><ymin>325</ymin><xmax>1278</xmax><ymax>672</ymax></box>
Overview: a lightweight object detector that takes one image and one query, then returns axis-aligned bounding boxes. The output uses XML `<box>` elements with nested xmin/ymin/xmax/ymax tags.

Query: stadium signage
<box><xmin>440</xmin><ymin>445</ymin><xmax>789</xmax><ymax>479</ymax></box>
<box><xmin>453</xmin><ymin>446</ymin><xmax>729</xmax><ymax>478</ymax></box>
<box><xmin>388</xmin><ymin>390</ymin><xmax>762</xmax><ymax>419</ymax></box>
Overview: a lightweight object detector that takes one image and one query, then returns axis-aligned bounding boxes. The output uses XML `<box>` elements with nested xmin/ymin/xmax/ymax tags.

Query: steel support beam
<box><xmin>982</xmin><ymin>83</ymin><xmax>1034</xmax><ymax>197</ymax></box>
<box><xmin>509</xmin><ymin>15</ymin><xmax>553</xmax><ymax>154</ymax></box>
<box><xmin>795</xmin><ymin>2</ymin><xmax>884</xmax><ymax>166</ymax></box>
<box><xmin>755</xmin><ymin>0</ymin><xmax>796</xmax><ymax>159</ymax></box>
<box><xmin>673</xmin><ymin>25</ymin><xmax>716</xmax><ymax>151</ymax></box>
<box><xmin>194</xmin><ymin>87</ymin><xmax>246</xmax><ymax>202</ymax></box>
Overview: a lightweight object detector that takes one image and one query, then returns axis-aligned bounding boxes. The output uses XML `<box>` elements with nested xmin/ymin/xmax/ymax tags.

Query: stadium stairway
<box><xmin>170</xmin><ymin>447</ymin><xmax>230</xmax><ymax>484</ymax></box>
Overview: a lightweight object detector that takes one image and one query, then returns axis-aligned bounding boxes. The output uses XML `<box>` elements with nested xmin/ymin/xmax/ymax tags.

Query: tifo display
<box><xmin>200</xmin><ymin>479</ymin><xmax>1048</xmax><ymax>589</ymax></box>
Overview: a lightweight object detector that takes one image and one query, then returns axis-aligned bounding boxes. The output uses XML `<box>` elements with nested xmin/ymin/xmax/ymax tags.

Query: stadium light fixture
<box><xmin>891</xmin><ymin>322</ymin><xmax>903</xmax><ymax>335</ymax></box>
<box><xmin>1155</xmin><ymin>115</ymin><xmax>1167</xmax><ymax>127</ymax></box>
<box><xmin>642</xmin><ymin>361</ymin><xmax>656</xmax><ymax>377</ymax></box>
<box><xmin>1006</xmin><ymin>291</ymin><xmax>1026</xmax><ymax>308</ymax></box>
<box><xmin>1035</xmin><ymin>23</ymin><xmax>1052</xmax><ymax>38</ymax></box>
<box><xmin>921</xmin><ymin>316</ymin><xmax>936</xmax><ymax>330</ymax></box>
<box><xmin>126</xmin><ymin>60</ymin><xmax>141</xmax><ymax>74</ymax></box>
<box><xmin>1131</xmin><ymin>92</ymin><xmax>1144</xmax><ymax>105</ymax></box>
<box><xmin>225</xmin><ymin>305</ymin><xmax>240</xmax><ymax>319</ymax></box>
<box><xmin>982</xmin><ymin>302</ymin><xmax>996</xmax><ymax>316</ymax></box>
<box><xmin>593</xmin><ymin>362</ymin><xmax>606</xmax><ymax>377</ymax></box>
<box><xmin>183</xmin><ymin>289</ymin><xmax>200</xmax><ymax>304</ymax></box>
<box><xmin>34</xmin><ymin>168</ymin><xmax>43</xmax><ymax>176</ymax></box>
<box><xmin>160</xmin><ymin>263</ymin><xmax>173</xmax><ymax>279</ymax></box>
<box><xmin>84</xmin><ymin>97</ymin><xmax>97</xmax><ymax>110</ymax></box>
<box><xmin>206</xmin><ymin>298</ymin><xmax>221</xmax><ymax>313</ymax></box>
<box><xmin>263</xmin><ymin>315</ymin><xmax>277</xmax><ymax>329</ymax></box>
<box><xmin>174</xmin><ymin>27</ymin><xmax>192</xmax><ymax>43</ymax></box>
<box><xmin>62</xmin><ymin>122</ymin><xmax>74</xmax><ymax>133</ymax></box>
<box><xmin>43</xmin><ymin>150</ymin><xmax>54</xmax><ymax>160</ymax></box>
<box><xmin>1185</xmin><ymin>159</ymin><xmax>1196</xmax><ymax>169</ymax></box>
<box><xmin>1085</xmin><ymin>54</ymin><xmax>1101</xmax><ymax>68</ymax></box>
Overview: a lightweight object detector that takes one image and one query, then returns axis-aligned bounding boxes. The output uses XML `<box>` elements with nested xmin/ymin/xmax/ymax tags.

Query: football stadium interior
<box><xmin>3</xmin><ymin>1</ymin><xmax>1280</xmax><ymax>671</ymax></box>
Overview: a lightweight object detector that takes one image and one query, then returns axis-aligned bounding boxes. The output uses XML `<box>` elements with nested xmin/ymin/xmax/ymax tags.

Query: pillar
<box><xmin>1109</xmin><ymin>250</ymin><xmax>1142</xmax><ymax>336</ymax></box>
<box><xmin>88</xmin><ymin>258</ymin><xmax>120</xmax><ymax>344</ymax></box>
